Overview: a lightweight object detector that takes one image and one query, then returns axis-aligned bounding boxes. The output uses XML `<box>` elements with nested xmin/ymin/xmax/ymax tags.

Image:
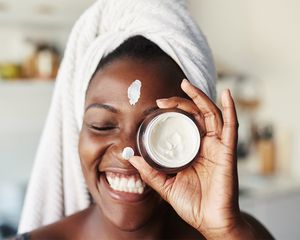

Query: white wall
<box><xmin>0</xmin><ymin>81</ymin><xmax>54</xmax><ymax>185</ymax></box>
<box><xmin>187</xmin><ymin>0</ymin><xmax>300</xmax><ymax>179</ymax></box>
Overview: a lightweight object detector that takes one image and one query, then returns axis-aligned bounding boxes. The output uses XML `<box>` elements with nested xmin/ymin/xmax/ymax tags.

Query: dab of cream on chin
<box><xmin>137</xmin><ymin>108</ymin><xmax>201</xmax><ymax>173</ymax></box>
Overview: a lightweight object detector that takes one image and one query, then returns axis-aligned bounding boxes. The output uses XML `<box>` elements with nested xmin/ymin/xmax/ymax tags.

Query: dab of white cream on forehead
<box><xmin>127</xmin><ymin>80</ymin><xmax>142</xmax><ymax>106</ymax></box>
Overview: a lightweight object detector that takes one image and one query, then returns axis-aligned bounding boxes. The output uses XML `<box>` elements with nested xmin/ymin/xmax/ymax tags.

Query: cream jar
<box><xmin>137</xmin><ymin>108</ymin><xmax>201</xmax><ymax>173</ymax></box>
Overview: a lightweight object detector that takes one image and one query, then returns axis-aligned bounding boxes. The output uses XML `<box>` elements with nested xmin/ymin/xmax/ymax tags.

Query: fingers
<box><xmin>156</xmin><ymin>97</ymin><xmax>206</xmax><ymax>136</ymax></box>
<box><xmin>220</xmin><ymin>89</ymin><xmax>239</xmax><ymax>149</ymax></box>
<box><xmin>128</xmin><ymin>156</ymin><xmax>173</xmax><ymax>201</ymax></box>
<box><xmin>156</xmin><ymin>79</ymin><xmax>237</xmax><ymax>147</ymax></box>
<box><xmin>181</xmin><ymin>79</ymin><xmax>223</xmax><ymax>138</ymax></box>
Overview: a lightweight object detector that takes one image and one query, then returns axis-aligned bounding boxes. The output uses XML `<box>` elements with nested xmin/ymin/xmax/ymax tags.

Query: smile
<box><xmin>98</xmin><ymin>170</ymin><xmax>152</xmax><ymax>203</ymax></box>
<box><xmin>105</xmin><ymin>171</ymin><xmax>146</xmax><ymax>194</ymax></box>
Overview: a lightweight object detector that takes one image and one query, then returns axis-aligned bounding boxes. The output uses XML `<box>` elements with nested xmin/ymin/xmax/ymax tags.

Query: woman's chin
<box><xmin>88</xmin><ymin>171</ymin><xmax>166</xmax><ymax>232</ymax></box>
<box><xmin>99</xmin><ymin>201</ymin><xmax>159</xmax><ymax>232</ymax></box>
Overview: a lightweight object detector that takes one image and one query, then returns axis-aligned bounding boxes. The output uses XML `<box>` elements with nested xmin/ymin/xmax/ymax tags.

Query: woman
<box><xmin>16</xmin><ymin>1</ymin><xmax>273</xmax><ymax>239</ymax></box>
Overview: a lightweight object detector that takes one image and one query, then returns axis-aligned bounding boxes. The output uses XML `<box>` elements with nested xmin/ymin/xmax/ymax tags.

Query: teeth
<box><xmin>128</xmin><ymin>178</ymin><xmax>135</xmax><ymax>188</ymax></box>
<box><xmin>136</xmin><ymin>179</ymin><xmax>143</xmax><ymax>188</ymax></box>
<box><xmin>105</xmin><ymin>172</ymin><xmax>146</xmax><ymax>194</ymax></box>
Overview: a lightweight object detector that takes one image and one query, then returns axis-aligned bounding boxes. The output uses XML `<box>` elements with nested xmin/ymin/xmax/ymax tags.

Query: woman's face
<box><xmin>79</xmin><ymin>57</ymin><xmax>185</xmax><ymax>231</ymax></box>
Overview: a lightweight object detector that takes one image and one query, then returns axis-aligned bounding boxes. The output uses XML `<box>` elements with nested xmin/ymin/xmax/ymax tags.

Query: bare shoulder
<box><xmin>26</xmin><ymin>208</ymin><xmax>92</xmax><ymax>240</ymax></box>
<box><xmin>241</xmin><ymin>211</ymin><xmax>275</xmax><ymax>239</ymax></box>
<box><xmin>23</xmin><ymin>206</ymin><xmax>204</xmax><ymax>240</ymax></box>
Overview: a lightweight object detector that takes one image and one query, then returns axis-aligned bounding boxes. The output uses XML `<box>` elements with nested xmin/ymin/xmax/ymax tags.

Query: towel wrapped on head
<box><xmin>18</xmin><ymin>0</ymin><xmax>216</xmax><ymax>233</ymax></box>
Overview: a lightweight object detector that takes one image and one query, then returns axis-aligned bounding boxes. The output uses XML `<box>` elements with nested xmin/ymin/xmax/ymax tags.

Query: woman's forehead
<box><xmin>86</xmin><ymin>58</ymin><xmax>184</xmax><ymax>104</ymax></box>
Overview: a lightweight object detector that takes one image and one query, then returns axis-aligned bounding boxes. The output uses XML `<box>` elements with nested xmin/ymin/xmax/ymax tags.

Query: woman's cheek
<box><xmin>79</xmin><ymin>130</ymin><xmax>109</xmax><ymax>192</ymax></box>
<box><xmin>79</xmin><ymin>129</ymin><xmax>106</xmax><ymax>167</ymax></box>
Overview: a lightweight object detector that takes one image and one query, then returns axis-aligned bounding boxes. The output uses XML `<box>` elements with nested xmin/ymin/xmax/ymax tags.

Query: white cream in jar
<box><xmin>137</xmin><ymin>109</ymin><xmax>201</xmax><ymax>173</ymax></box>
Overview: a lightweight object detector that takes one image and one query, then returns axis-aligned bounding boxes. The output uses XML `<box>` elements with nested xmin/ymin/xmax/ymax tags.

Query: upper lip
<box><xmin>99</xmin><ymin>167</ymin><xmax>140</xmax><ymax>176</ymax></box>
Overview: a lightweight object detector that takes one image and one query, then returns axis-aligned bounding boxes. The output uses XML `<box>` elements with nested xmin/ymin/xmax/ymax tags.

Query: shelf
<box><xmin>0</xmin><ymin>79</ymin><xmax>55</xmax><ymax>87</ymax></box>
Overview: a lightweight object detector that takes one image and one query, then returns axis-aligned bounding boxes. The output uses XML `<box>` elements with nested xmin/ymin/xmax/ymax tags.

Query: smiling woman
<box><xmin>77</xmin><ymin>37</ymin><xmax>191</xmax><ymax>236</ymax></box>
<box><xmin>15</xmin><ymin>0</ymin><xmax>274</xmax><ymax>239</ymax></box>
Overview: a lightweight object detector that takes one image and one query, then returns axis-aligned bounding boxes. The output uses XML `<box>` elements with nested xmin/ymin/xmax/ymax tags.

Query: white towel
<box><xmin>18</xmin><ymin>0</ymin><xmax>216</xmax><ymax>233</ymax></box>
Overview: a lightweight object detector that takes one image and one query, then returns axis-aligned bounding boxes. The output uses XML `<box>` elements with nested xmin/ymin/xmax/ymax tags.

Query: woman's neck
<box><xmin>85</xmin><ymin>203</ymin><xmax>172</xmax><ymax>240</ymax></box>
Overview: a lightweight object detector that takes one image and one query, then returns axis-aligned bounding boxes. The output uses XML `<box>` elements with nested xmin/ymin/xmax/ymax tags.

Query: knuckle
<box><xmin>147</xmin><ymin>168</ymin><xmax>160</xmax><ymax>181</ymax></box>
<box><xmin>224</xmin><ymin>121</ymin><xmax>239</xmax><ymax>129</ymax></box>
<box><xmin>193</xmin><ymin>111</ymin><xmax>202</xmax><ymax>119</ymax></box>
<box><xmin>206</xmin><ymin>130</ymin><xmax>218</xmax><ymax>137</ymax></box>
<box><xmin>191</xmin><ymin>93</ymin><xmax>201</xmax><ymax>104</ymax></box>
<box><xmin>204</xmin><ymin>111</ymin><xmax>217</xmax><ymax>119</ymax></box>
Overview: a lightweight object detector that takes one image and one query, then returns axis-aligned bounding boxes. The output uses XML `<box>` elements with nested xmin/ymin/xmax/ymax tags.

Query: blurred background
<box><xmin>0</xmin><ymin>0</ymin><xmax>299</xmax><ymax>239</ymax></box>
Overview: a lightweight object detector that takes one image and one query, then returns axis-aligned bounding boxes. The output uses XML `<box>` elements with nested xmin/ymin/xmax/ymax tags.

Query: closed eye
<box><xmin>90</xmin><ymin>126</ymin><xmax>117</xmax><ymax>131</ymax></box>
<box><xmin>85</xmin><ymin>121</ymin><xmax>119</xmax><ymax>132</ymax></box>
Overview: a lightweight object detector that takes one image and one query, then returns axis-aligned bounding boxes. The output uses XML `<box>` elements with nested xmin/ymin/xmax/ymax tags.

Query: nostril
<box><xmin>122</xmin><ymin>147</ymin><xmax>135</xmax><ymax>160</ymax></box>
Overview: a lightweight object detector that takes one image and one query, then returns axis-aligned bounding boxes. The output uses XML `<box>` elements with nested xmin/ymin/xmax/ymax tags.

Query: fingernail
<box><xmin>227</xmin><ymin>89</ymin><xmax>232</xmax><ymax>98</ymax></box>
<box><xmin>222</xmin><ymin>89</ymin><xmax>231</xmax><ymax>104</ymax></box>
<box><xmin>156</xmin><ymin>98</ymin><xmax>168</xmax><ymax>103</ymax></box>
<box><xmin>181</xmin><ymin>79</ymin><xmax>190</xmax><ymax>90</ymax></box>
<box><xmin>182</xmin><ymin>78</ymin><xmax>189</xmax><ymax>85</ymax></box>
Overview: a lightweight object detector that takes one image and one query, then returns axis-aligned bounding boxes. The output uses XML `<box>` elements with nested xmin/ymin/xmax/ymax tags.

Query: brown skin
<box><xmin>28</xmin><ymin>57</ymin><xmax>274</xmax><ymax>240</ymax></box>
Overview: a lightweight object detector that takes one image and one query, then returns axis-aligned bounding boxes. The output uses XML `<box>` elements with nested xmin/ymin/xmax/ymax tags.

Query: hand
<box><xmin>129</xmin><ymin>79</ymin><xmax>248</xmax><ymax>239</ymax></box>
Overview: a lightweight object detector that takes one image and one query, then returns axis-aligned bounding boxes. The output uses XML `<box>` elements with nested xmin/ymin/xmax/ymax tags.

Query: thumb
<box><xmin>128</xmin><ymin>156</ymin><xmax>173</xmax><ymax>201</ymax></box>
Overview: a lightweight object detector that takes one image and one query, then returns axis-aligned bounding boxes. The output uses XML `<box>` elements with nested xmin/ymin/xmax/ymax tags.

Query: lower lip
<box><xmin>98</xmin><ymin>173</ymin><xmax>153</xmax><ymax>203</ymax></box>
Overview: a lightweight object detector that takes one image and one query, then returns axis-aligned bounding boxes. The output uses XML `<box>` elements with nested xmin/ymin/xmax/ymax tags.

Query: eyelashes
<box><xmin>85</xmin><ymin>119</ymin><xmax>118</xmax><ymax>133</ymax></box>
<box><xmin>89</xmin><ymin>125</ymin><xmax>117</xmax><ymax>132</ymax></box>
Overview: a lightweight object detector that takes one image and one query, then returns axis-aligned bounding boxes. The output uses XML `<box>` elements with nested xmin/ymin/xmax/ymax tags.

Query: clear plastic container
<box><xmin>137</xmin><ymin>108</ymin><xmax>201</xmax><ymax>174</ymax></box>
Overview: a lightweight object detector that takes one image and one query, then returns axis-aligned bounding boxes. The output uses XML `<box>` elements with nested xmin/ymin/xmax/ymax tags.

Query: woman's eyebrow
<box><xmin>85</xmin><ymin>103</ymin><xmax>118</xmax><ymax>113</ymax></box>
<box><xmin>85</xmin><ymin>103</ymin><xmax>159</xmax><ymax>115</ymax></box>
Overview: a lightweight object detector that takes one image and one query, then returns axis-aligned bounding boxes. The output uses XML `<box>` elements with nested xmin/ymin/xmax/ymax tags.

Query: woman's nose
<box><xmin>115</xmin><ymin>129</ymin><xmax>139</xmax><ymax>162</ymax></box>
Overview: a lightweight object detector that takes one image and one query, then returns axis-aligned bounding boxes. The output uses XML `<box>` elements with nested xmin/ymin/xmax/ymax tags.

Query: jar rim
<box><xmin>143</xmin><ymin>111</ymin><xmax>200</xmax><ymax>168</ymax></box>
